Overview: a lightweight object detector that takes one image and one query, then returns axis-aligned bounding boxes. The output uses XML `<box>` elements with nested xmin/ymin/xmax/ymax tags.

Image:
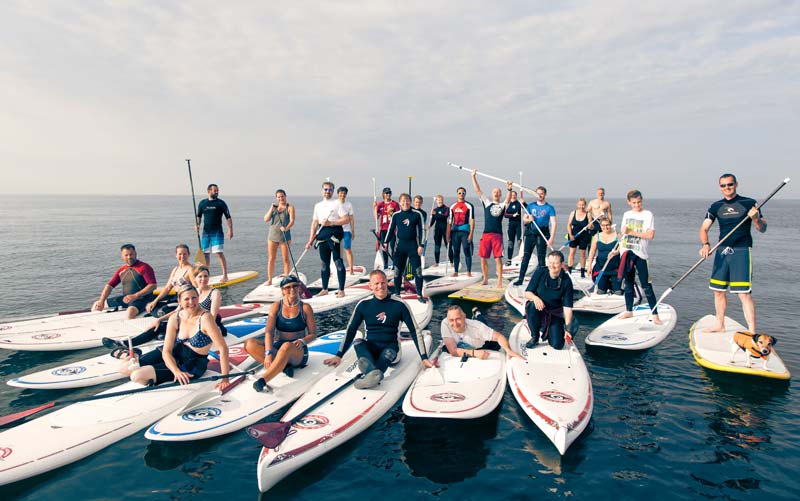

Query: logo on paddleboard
<box><xmin>431</xmin><ymin>392</ymin><xmax>466</xmax><ymax>403</ymax></box>
<box><xmin>0</xmin><ymin>325</ymin><xmax>10</xmax><ymax>331</ymax></box>
<box><xmin>0</xmin><ymin>447</ymin><xmax>11</xmax><ymax>459</ymax></box>
<box><xmin>540</xmin><ymin>391</ymin><xmax>574</xmax><ymax>403</ymax></box>
<box><xmin>601</xmin><ymin>335</ymin><xmax>628</xmax><ymax>341</ymax></box>
<box><xmin>52</xmin><ymin>366</ymin><xmax>87</xmax><ymax>376</ymax></box>
<box><xmin>293</xmin><ymin>415</ymin><xmax>329</xmax><ymax>429</ymax></box>
<box><xmin>33</xmin><ymin>333</ymin><xmax>61</xmax><ymax>340</ymax></box>
<box><xmin>182</xmin><ymin>407</ymin><xmax>223</xmax><ymax>421</ymax></box>
<box><xmin>229</xmin><ymin>346</ymin><xmax>247</xmax><ymax>357</ymax></box>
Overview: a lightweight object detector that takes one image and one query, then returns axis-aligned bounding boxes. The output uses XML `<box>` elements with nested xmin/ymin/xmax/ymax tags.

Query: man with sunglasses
<box><xmin>447</xmin><ymin>186</ymin><xmax>475</xmax><ymax>277</ymax></box>
<box><xmin>306</xmin><ymin>181</ymin><xmax>349</xmax><ymax>298</ymax></box>
<box><xmin>699</xmin><ymin>173</ymin><xmax>767</xmax><ymax>333</ymax></box>
<box><xmin>374</xmin><ymin>187</ymin><xmax>400</xmax><ymax>269</ymax></box>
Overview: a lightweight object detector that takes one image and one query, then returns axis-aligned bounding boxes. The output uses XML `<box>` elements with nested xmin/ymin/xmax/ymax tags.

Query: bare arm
<box><xmin>471</xmin><ymin>170</ymin><xmax>483</xmax><ymax>198</ymax></box>
<box><xmin>286</xmin><ymin>204</ymin><xmax>295</xmax><ymax>231</ymax></box>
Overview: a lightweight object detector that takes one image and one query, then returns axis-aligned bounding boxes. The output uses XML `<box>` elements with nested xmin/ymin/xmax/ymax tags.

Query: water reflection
<box><xmin>402</xmin><ymin>407</ymin><xmax>500</xmax><ymax>484</ymax></box>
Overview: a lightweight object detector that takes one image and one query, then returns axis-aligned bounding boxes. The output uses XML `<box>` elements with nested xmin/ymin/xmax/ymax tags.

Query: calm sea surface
<box><xmin>1</xmin><ymin>194</ymin><xmax>798</xmax><ymax>500</ymax></box>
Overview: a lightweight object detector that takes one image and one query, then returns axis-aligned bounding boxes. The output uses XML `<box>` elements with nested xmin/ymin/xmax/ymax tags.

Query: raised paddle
<box><xmin>186</xmin><ymin>159</ymin><xmax>207</xmax><ymax>266</ymax></box>
<box><xmin>0</xmin><ymin>370</ymin><xmax>255</xmax><ymax>428</ymax></box>
<box><xmin>651</xmin><ymin>177</ymin><xmax>791</xmax><ymax>313</ymax></box>
<box><xmin>247</xmin><ymin>369</ymin><xmax>361</xmax><ymax>449</ymax></box>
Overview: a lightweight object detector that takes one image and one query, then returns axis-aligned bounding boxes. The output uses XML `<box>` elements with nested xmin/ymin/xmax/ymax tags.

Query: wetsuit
<box><xmin>705</xmin><ymin>194</ymin><xmax>760</xmax><ymax>293</ymax></box>
<box><xmin>376</xmin><ymin>200</ymin><xmax>400</xmax><ymax>269</ymax></box>
<box><xmin>592</xmin><ymin>237</ymin><xmax>621</xmax><ymax>293</ymax></box>
<box><xmin>313</xmin><ymin>198</ymin><xmax>347</xmax><ymax>291</ymax></box>
<box><xmin>517</xmin><ymin>202</ymin><xmax>556</xmax><ymax>282</ymax></box>
<box><xmin>568</xmin><ymin>212</ymin><xmax>591</xmax><ymax>250</ymax></box>
<box><xmin>335</xmin><ymin>295</ymin><xmax>427</xmax><ymax>374</ymax></box>
<box><xmin>106</xmin><ymin>260</ymin><xmax>157</xmax><ymax>311</ymax></box>
<box><xmin>524</xmin><ymin>268</ymin><xmax>574</xmax><ymax>350</ymax></box>
<box><xmin>138</xmin><ymin>312</ymin><xmax>211</xmax><ymax>384</ymax></box>
<box><xmin>449</xmin><ymin>200</ymin><xmax>475</xmax><ymax>273</ymax></box>
<box><xmin>430</xmin><ymin>205</ymin><xmax>450</xmax><ymax>264</ymax></box>
<box><xmin>385</xmin><ymin>208</ymin><xmax>425</xmax><ymax>295</ymax></box>
<box><xmin>505</xmin><ymin>200</ymin><xmax>524</xmax><ymax>260</ymax></box>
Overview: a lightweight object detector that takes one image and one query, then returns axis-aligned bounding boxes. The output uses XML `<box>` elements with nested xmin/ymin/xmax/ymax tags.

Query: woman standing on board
<box><xmin>264</xmin><ymin>189</ymin><xmax>295</xmax><ymax>284</ymax></box>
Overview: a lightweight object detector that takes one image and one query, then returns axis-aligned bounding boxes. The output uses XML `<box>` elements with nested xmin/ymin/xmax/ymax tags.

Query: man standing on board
<box><xmin>197</xmin><ymin>183</ymin><xmax>233</xmax><ymax>282</ymax></box>
<box><xmin>513</xmin><ymin>186</ymin><xmax>556</xmax><ymax>285</ymax></box>
<box><xmin>448</xmin><ymin>186</ymin><xmax>475</xmax><ymax>277</ymax></box>
<box><xmin>699</xmin><ymin>173</ymin><xmax>767</xmax><ymax>333</ymax></box>
<box><xmin>337</xmin><ymin>186</ymin><xmax>356</xmax><ymax>275</ymax></box>
<box><xmin>471</xmin><ymin>169</ymin><xmax>512</xmax><ymax>287</ymax></box>
<box><xmin>306</xmin><ymin>181</ymin><xmax>349</xmax><ymax>298</ymax></box>
<box><xmin>587</xmin><ymin>187</ymin><xmax>612</xmax><ymax>234</ymax></box>
<box><xmin>92</xmin><ymin>244</ymin><xmax>157</xmax><ymax>319</ymax></box>
<box><xmin>374</xmin><ymin>187</ymin><xmax>401</xmax><ymax>270</ymax></box>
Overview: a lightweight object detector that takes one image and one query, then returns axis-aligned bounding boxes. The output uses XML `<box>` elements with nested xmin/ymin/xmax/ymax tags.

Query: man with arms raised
<box><xmin>587</xmin><ymin>187</ymin><xmax>612</xmax><ymax>234</ymax></box>
<box><xmin>197</xmin><ymin>183</ymin><xmax>233</xmax><ymax>282</ymax></box>
<box><xmin>471</xmin><ymin>169</ymin><xmax>512</xmax><ymax>287</ymax></box>
<box><xmin>441</xmin><ymin>305</ymin><xmax>523</xmax><ymax>360</ymax></box>
<box><xmin>324</xmin><ymin>270</ymin><xmax>434</xmax><ymax>389</ymax></box>
<box><xmin>92</xmin><ymin>243</ymin><xmax>157</xmax><ymax>319</ymax></box>
<box><xmin>699</xmin><ymin>173</ymin><xmax>766</xmax><ymax>333</ymax></box>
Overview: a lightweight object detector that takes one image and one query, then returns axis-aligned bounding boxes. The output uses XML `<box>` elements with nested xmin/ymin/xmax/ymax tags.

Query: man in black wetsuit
<box><xmin>196</xmin><ymin>183</ymin><xmax>233</xmax><ymax>282</ymax></box>
<box><xmin>323</xmin><ymin>270</ymin><xmax>433</xmax><ymax>389</ymax></box>
<box><xmin>384</xmin><ymin>193</ymin><xmax>427</xmax><ymax>302</ymax></box>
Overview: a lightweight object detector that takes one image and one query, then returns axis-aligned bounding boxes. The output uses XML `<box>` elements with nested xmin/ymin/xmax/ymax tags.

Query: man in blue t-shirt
<box><xmin>513</xmin><ymin>186</ymin><xmax>557</xmax><ymax>286</ymax></box>
<box><xmin>698</xmin><ymin>173</ymin><xmax>767</xmax><ymax>333</ymax></box>
<box><xmin>197</xmin><ymin>183</ymin><xmax>233</xmax><ymax>282</ymax></box>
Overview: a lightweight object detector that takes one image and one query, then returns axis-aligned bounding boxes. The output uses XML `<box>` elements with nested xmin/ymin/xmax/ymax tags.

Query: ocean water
<box><xmin>0</xmin><ymin>194</ymin><xmax>798</xmax><ymax>500</ymax></box>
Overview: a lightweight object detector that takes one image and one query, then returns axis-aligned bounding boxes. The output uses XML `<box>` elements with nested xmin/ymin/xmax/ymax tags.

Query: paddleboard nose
<box><xmin>554</xmin><ymin>427</ymin><xmax>568</xmax><ymax>455</ymax></box>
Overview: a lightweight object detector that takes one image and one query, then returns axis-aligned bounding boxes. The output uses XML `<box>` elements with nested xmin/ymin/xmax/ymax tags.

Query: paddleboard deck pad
<box><xmin>585</xmin><ymin>304</ymin><xmax>677</xmax><ymax>350</ymax></box>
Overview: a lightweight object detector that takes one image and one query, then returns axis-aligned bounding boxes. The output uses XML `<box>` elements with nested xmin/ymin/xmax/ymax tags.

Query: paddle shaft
<box><xmin>449</xmin><ymin>162</ymin><xmax>536</xmax><ymax>195</ymax></box>
<box><xmin>186</xmin><ymin>159</ymin><xmax>207</xmax><ymax>265</ymax></box>
<box><xmin>288</xmin><ymin>371</ymin><xmax>359</xmax><ymax>426</ymax></box>
<box><xmin>0</xmin><ymin>370</ymin><xmax>254</xmax><ymax>427</ymax></box>
<box><xmin>656</xmin><ymin>177</ymin><xmax>791</xmax><ymax>308</ymax></box>
<box><xmin>558</xmin><ymin>214</ymin><xmax>599</xmax><ymax>251</ymax></box>
<box><xmin>588</xmin><ymin>225</ymin><xmax>619</xmax><ymax>292</ymax></box>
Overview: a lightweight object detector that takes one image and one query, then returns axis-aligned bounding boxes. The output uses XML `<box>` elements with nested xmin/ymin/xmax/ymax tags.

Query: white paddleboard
<box><xmin>689</xmin><ymin>315</ymin><xmax>790</xmax><ymax>380</ymax></box>
<box><xmin>506</xmin><ymin>321</ymin><xmax>593</xmax><ymax>455</ymax></box>
<box><xmin>403</xmin><ymin>348</ymin><xmax>506</xmax><ymax>419</ymax></box>
<box><xmin>421</xmin><ymin>272</ymin><xmax>483</xmax><ymax>298</ymax></box>
<box><xmin>572</xmin><ymin>292</ymin><xmax>631</xmax><ymax>315</ymax></box>
<box><xmin>243</xmin><ymin>273</ymin><xmax>308</xmax><ymax>303</ymax></box>
<box><xmin>302</xmin><ymin>284</ymin><xmax>373</xmax><ymax>313</ymax></box>
<box><xmin>256</xmin><ymin>332</ymin><xmax>432</xmax><ymax>492</ymax></box>
<box><xmin>0</xmin><ymin>304</ymin><xmax>264</xmax><ymax>352</ymax></box>
<box><xmin>504</xmin><ymin>277</ymin><xmax>530</xmax><ymax>316</ymax></box>
<box><xmin>585</xmin><ymin>304</ymin><xmax>677</xmax><ymax>350</ymax></box>
<box><xmin>307</xmin><ymin>263</ymin><xmax>366</xmax><ymax>289</ymax></box>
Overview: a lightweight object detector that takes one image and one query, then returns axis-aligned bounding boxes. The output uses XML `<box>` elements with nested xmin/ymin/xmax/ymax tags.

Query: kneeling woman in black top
<box><xmin>524</xmin><ymin>251</ymin><xmax>574</xmax><ymax>350</ymax></box>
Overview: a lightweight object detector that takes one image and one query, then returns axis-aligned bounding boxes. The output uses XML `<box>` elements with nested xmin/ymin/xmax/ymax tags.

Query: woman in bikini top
<box><xmin>146</xmin><ymin>244</ymin><xmax>196</xmax><ymax>313</ymax></box>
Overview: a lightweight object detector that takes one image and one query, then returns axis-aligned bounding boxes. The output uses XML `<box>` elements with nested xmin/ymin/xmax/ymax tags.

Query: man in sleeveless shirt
<box><xmin>699</xmin><ymin>173</ymin><xmax>767</xmax><ymax>333</ymax></box>
<box><xmin>92</xmin><ymin>243</ymin><xmax>157</xmax><ymax>319</ymax></box>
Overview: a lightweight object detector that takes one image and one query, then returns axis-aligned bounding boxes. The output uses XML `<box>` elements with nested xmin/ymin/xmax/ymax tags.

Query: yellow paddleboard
<box><xmin>688</xmin><ymin>315</ymin><xmax>790</xmax><ymax>380</ymax></box>
<box><xmin>154</xmin><ymin>270</ymin><xmax>258</xmax><ymax>295</ymax></box>
<box><xmin>448</xmin><ymin>280</ymin><xmax>509</xmax><ymax>303</ymax></box>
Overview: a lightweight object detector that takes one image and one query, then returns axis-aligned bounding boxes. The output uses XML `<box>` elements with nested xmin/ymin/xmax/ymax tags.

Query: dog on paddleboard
<box><xmin>730</xmin><ymin>331</ymin><xmax>777</xmax><ymax>369</ymax></box>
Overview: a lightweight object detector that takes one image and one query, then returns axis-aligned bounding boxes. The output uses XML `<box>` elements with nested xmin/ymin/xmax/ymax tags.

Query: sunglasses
<box><xmin>719</xmin><ymin>183</ymin><xmax>736</xmax><ymax>188</ymax></box>
<box><xmin>457</xmin><ymin>191</ymin><xmax>466</xmax><ymax>195</ymax></box>
<box><xmin>282</xmin><ymin>284</ymin><xmax>299</xmax><ymax>290</ymax></box>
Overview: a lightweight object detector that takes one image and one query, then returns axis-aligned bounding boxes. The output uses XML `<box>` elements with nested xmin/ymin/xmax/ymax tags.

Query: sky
<box><xmin>2</xmin><ymin>1</ymin><xmax>798</xmax><ymax>199</ymax></box>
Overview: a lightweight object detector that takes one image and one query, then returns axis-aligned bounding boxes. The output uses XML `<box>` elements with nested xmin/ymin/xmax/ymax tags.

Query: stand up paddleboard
<box><xmin>506</xmin><ymin>321</ymin><xmax>593</xmax><ymax>455</ymax></box>
<box><xmin>448</xmin><ymin>280</ymin><xmax>509</xmax><ymax>303</ymax></box>
<box><xmin>585</xmin><ymin>304</ymin><xmax>677</xmax><ymax>350</ymax></box>
<box><xmin>504</xmin><ymin>277</ymin><xmax>529</xmax><ymax>316</ymax></box>
<box><xmin>572</xmin><ymin>292</ymin><xmax>631</xmax><ymax>315</ymax></box>
<box><xmin>689</xmin><ymin>315</ymin><xmax>790</xmax><ymax>380</ymax></box>
<box><xmin>422</xmin><ymin>272</ymin><xmax>483</xmax><ymax>298</ymax></box>
<box><xmin>307</xmin><ymin>262</ymin><xmax>366</xmax><ymax>289</ymax></box>
<box><xmin>403</xmin><ymin>348</ymin><xmax>506</xmax><ymax>419</ymax></box>
<box><xmin>153</xmin><ymin>270</ymin><xmax>258</xmax><ymax>295</ymax></box>
<box><xmin>243</xmin><ymin>273</ymin><xmax>309</xmax><ymax>303</ymax></box>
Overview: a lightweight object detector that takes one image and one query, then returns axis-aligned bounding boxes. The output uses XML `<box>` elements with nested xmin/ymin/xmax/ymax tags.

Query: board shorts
<box><xmin>201</xmin><ymin>231</ymin><xmax>225</xmax><ymax>253</ymax></box>
<box><xmin>343</xmin><ymin>231</ymin><xmax>352</xmax><ymax>250</ymax></box>
<box><xmin>107</xmin><ymin>293</ymin><xmax>153</xmax><ymax>313</ymax></box>
<box><xmin>710</xmin><ymin>246</ymin><xmax>752</xmax><ymax>293</ymax></box>
<box><xmin>478</xmin><ymin>233</ymin><xmax>503</xmax><ymax>259</ymax></box>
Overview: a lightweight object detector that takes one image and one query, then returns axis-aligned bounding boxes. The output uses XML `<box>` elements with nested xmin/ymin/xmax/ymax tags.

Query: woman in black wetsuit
<box><xmin>245</xmin><ymin>275</ymin><xmax>318</xmax><ymax>392</ymax></box>
<box><xmin>524</xmin><ymin>251</ymin><xmax>575</xmax><ymax>350</ymax></box>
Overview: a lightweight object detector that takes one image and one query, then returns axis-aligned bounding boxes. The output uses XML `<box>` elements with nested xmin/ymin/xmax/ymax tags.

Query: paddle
<box><xmin>186</xmin><ymin>159</ymin><xmax>207</xmax><ymax>266</ymax></box>
<box><xmin>651</xmin><ymin>177</ymin><xmax>791</xmax><ymax>313</ymax></box>
<box><xmin>283</xmin><ymin>230</ymin><xmax>312</xmax><ymax>299</ymax></box>
<box><xmin>585</xmin><ymin>224</ymin><xmax>618</xmax><ymax>294</ymax></box>
<box><xmin>0</xmin><ymin>370</ymin><xmax>255</xmax><ymax>427</ymax></box>
<box><xmin>557</xmin><ymin>214</ymin><xmax>599</xmax><ymax>252</ymax></box>
<box><xmin>174</xmin><ymin>357</ymin><xmax>255</xmax><ymax>414</ymax></box>
<box><xmin>247</xmin><ymin>370</ymin><xmax>361</xmax><ymax>449</ymax></box>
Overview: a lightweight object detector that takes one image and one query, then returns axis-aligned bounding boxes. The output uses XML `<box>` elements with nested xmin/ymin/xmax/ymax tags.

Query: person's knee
<box><xmin>244</xmin><ymin>338</ymin><xmax>263</xmax><ymax>358</ymax></box>
<box><xmin>130</xmin><ymin>368</ymin><xmax>152</xmax><ymax>385</ymax></box>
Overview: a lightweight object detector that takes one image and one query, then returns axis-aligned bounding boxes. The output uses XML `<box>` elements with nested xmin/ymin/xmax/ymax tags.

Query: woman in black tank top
<box><xmin>245</xmin><ymin>275</ymin><xmax>318</xmax><ymax>392</ymax></box>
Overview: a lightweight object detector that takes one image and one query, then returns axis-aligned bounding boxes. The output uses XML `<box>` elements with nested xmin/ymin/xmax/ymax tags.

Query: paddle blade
<box><xmin>194</xmin><ymin>248</ymin><xmax>207</xmax><ymax>266</ymax></box>
<box><xmin>0</xmin><ymin>402</ymin><xmax>55</xmax><ymax>427</ymax></box>
<box><xmin>298</xmin><ymin>283</ymin><xmax>313</xmax><ymax>300</ymax></box>
<box><xmin>247</xmin><ymin>421</ymin><xmax>293</xmax><ymax>449</ymax></box>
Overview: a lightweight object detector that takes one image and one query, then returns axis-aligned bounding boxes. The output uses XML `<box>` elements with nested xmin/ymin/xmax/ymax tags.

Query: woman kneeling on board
<box><xmin>524</xmin><ymin>251</ymin><xmax>575</xmax><ymax>350</ymax></box>
<box><xmin>125</xmin><ymin>283</ymin><xmax>230</xmax><ymax>389</ymax></box>
<box><xmin>245</xmin><ymin>275</ymin><xmax>318</xmax><ymax>392</ymax></box>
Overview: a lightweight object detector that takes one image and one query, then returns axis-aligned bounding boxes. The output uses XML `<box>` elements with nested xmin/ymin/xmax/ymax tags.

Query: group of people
<box><xmin>90</xmin><ymin>172</ymin><xmax>766</xmax><ymax>393</ymax></box>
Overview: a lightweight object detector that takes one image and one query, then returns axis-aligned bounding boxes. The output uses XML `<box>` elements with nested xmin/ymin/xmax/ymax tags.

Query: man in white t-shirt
<box><xmin>618</xmin><ymin>189</ymin><xmax>661</xmax><ymax>324</ymax></box>
<box><xmin>337</xmin><ymin>186</ymin><xmax>356</xmax><ymax>275</ymax></box>
<box><xmin>306</xmin><ymin>181</ymin><xmax>349</xmax><ymax>297</ymax></box>
<box><xmin>440</xmin><ymin>305</ymin><xmax>523</xmax><ymax>360</ymax></box>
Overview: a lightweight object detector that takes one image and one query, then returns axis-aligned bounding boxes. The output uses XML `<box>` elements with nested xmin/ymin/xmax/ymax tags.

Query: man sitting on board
<box><xmin>441</xmin><ymin>305</ymin><xmax>523</xmax><ymax>360</ymax></box>
<box><xmin>323</xmin><ymin>270</ymin><xmax>434</xmax><ymax>389</ymax></box>
<box><xmin>92</xmin><ymin>243</ymin><xmax>157</xmax><ymax>319</ymax></box>
<box><xmin>699</xmin><ymin>173</ymin><xmax>767</xmax><ymax>333</ymax></box>
<box><xmin>524</xmin><ymin>251</ymin><xmax>575</xmax><ymax>350</ymax></box>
